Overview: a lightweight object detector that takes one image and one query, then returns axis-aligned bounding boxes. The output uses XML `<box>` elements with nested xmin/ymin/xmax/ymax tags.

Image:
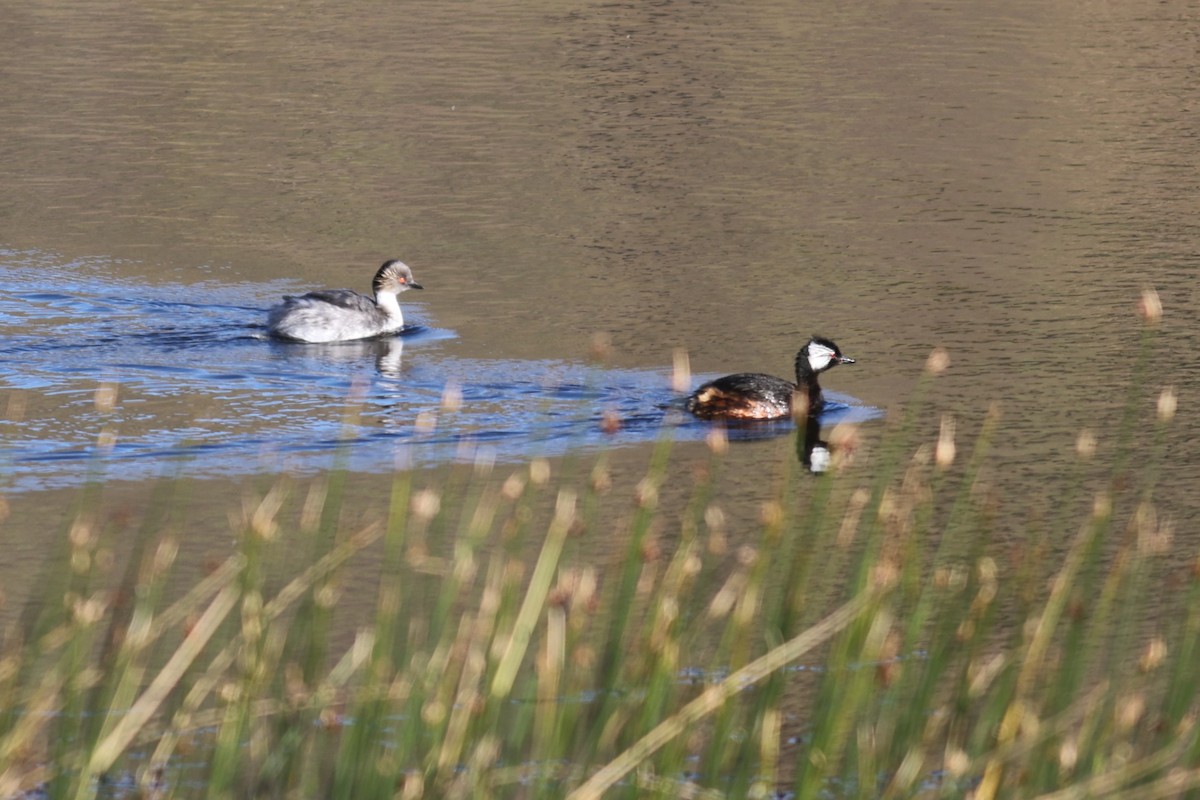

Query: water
<box><xmin>2</xmin><ymin>2</ymin><xmax>1199</xmax><ymax>792</ymax></box>
<box><xmin>0</xmin><ymin>0</ymin><xmax>1195</xmax><ymax>512</ymax></box>
<box><xmin>0</xmin><ymin>0</ymin><xmax>1196</xmax><ymax>593</ymax></box>
<box><xmin>0</xmin><ymin>251</ymin><xmax>878</xmax><ymax>492</ymax></box>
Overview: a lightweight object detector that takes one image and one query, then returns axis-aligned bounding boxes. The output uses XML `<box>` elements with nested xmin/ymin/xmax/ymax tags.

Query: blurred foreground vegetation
<box><xmin>2</xmin><ymin>292</ymin><xmax>1197</xmax><ymax>799</ymax></box>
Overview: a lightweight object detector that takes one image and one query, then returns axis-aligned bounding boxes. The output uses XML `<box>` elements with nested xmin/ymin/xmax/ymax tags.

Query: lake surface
<box><xmin>1</xmin><ymin>0</ymin><xmax>1198</xmax><ymax>585</ymax></box>
<box><xmin>0</xmin><ymin>250</ymin><xmax>879</xmax><ymax>492</ymax></box>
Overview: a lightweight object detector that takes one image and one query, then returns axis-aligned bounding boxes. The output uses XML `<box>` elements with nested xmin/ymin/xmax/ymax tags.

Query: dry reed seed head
<box><xmin>1075</xmin><ymin>429</ymin><xmax>1097</xmax><ymax>460</ymax></box>
<box><xmin>705</xmin><ymin>424</ymin><xmax>728</xmax><ymax>455</ymax></box>
<box><xmin>421</xmin><ymin>698</ymin><xmax>447</xmax><ymax>726</ymax></box>
<box><xmin>828</xmin><ymin>422</ymin><xmax>861</xmax><ymax>452</ymax></box>
<box><xmin>251</xmin><ymin>486</ymin><xmax>286</xmax><ymax>541</ymax></box>
<box><xmin>318</xmin><ymin>707</ymin><xmax>344</xmax><ymax>730</ymax></box>
<box><xmin>1157</xmin><ymin>386</ymin><xmax>1177</xmax><ymax>423</ymax></box>
<box><xmin>1117</xmin><ymin>693</ymin><xmax>1147</xmax><ymax>732</ymax></box>
<box><xmin>242</xmin><ymin>595</ymin><xmax>264</xmax><ymax>644</ymax></box>
<box><xmin>635</xmin><ymin>477</ymin><xmax>659</xmax><ymax>509</ymax></box>
<box><xmin>469</xmin><ymin>736</ymin><xmax>501</xmax><ymax>772</ymax></box>
<box><xmin>935</xmin><ymin>414</ymin><xmax>957</xmax><ymax>469</ymax></box>
<box><xmin>400</xmin><ymin>771</ymin><xmax>425</xmax><ymax>800</ymax></box>
<box><xmin>876</xmin><ymin>659</ymin><xmax>901</xmax><ymax>688</ymax></box>
<box><xmin>1140</xmin><ymin>637</ymin><xmax>1167</xmax><ymax>672</ymax></box>
<box><xmin>933</xmin><ymin>566</ymin><xmax>957</xmax><ymax>590</ymax></box>
<box><xmin>1132</xmin><ymin>501</ymin><xmax>1172</xmax><ymax>554</ymax></box>
<box><xmin>872</xmin><ymin>560</ymin><xmax>900</xmax><ymax>592</ymax></box>
<box><xmin>94</xmin><ymin>381</ymin><xmax>118</xmax><ymax>413</ymax></box>
<box><xmin>218</xmin><ymin>681</ymin><xmax>241</xmax><ymax>704</ymax></box>
<box><xmin>671</xmin><ymin>347</ymin><xmax>692</xmax><ymax>393</ymax></box>
<box><xmin>704</xmin><ymin>503</ymin><xmax>726</xmax><ymax>533</ymax></box>
<box><xmin>501</xmin><ymin>471</ymin><xmax>526</xmax><ymax>500</ymax></box>
<box><xmin>413</xmin><ymin>410</ymin><xmax>437</xmax><ymax>433</ymax></box>
<box><xmin>1137</xmin><ymin>288</ymin><xmax>1163</xmax><ymax>324</ymax></box>
<box><xmin>829</xmin><ymin>427</ymin><xmax>862</xmax><ymax>472</ymax></box>
<box><xmin>1092</xmin><ymin>491</ymin><xmax>1112</xmax><ymax>520</ymax></box>
<box><xmin>572</xmin><ymin>643</ymin><xmax>596</xmax><ymax>669</ymax></box>
<box><xmin>759</xmin><ymin>500</ymin><xmax>784</xmax><ymax>528</ymax></box>
<box><xmin>69</xmin><ymin>516</ymin><xmax>97</xmax><ymax>550</ymax></box>
<box><xmin>283</xmin><ymin>664</ymin><xmax>307</xmax><ymax>704</ymax></box>
<box><xmin>945</xmin><ymin>747</ymin><xmax>970</xmax><ymax>777</ymax></box>
<box><xmin>978</xmin><ymin>556</ymin><xmax>998</xmax><ymax>584</ymax></box>
<box><xmin>600</xmin><ymin>407</ymin><xmax>622</xmax><ymax>434</ymax></box>
<box><xmin>411</xmin><ymin>488</ymin><xmax>442</xmax><ymax>521</ymax></box>
<box><xmin>1059</xmin><ymin>736</ymin><xmax>1079</xmax><ymax>773</ymax></box>
<box><xmin>549</xmin><ymin>585</ymin><xmax>573</xmax><ymax>609</ymax></box>
<box><xmin>707</xmin><ymin>578</ymin><xmax>740</xmax><ymax>619</ymax></box>
<box><xmin>589</xmin><ymin>331</ymin><xmax>614</xmax><ymax>362</ymax></box>
<box><xmin>530</xmin><ymin>458</ymin><xmax>551</xmax><ymax>486</ymax></box>
<box><xmin>737</xmin><ymin>545</ymin><xmax>759</xmax><ymax>567</ymax></box>
<box><xmin>440</xmin><ymin>380</ymin><xmax>463</xmax><ymax>412</ymax></box>
<box><xmin>590</xmin><ymin>462</ymin><xmax>612</xmax><ymax>493</ymax></box>
<box><xmin>72</xmin><ymin>594</ymin><xmax>107</xmax><ymax>626</ymax></box>
<box><xmin>640</xmin><ymin>536</ymin><xmax>662</xmax><ymax>564</ymax></box>
<box><xmin>925</xmin><ymin>347</ymin><xmax>951</xmax><ymax>375</ymax></box>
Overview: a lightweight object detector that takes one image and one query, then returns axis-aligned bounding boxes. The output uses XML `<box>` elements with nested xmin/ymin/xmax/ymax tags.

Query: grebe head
<box><xmin>800</xmin><ymin>336</ymin><xmax>855</xmax><ymax>375</ymax></box>
<box><xmin>373</xmin><ymin>260</ymin><xmax>423</xmax><ymax>297</ymax></box>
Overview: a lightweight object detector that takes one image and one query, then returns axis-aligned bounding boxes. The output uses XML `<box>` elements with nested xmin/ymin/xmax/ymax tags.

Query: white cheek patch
<box><xmin>807</xmin><ymin>343</ymin><xmax>835</xmax><ymax>372</ymax></box>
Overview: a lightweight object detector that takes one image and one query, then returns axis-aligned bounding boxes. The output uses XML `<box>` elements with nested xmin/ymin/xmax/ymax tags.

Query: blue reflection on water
<box><xmin>0</xmin><ymin>251</ymin><xmax>880</xmax><ymax>491</ymax></box>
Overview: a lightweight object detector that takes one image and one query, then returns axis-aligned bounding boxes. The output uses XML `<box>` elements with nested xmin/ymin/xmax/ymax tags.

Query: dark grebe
<box><xmin>267</xmin><ymin>259</ymin><xmax>423</xmax><ymax>343</ymax></box>
<box><xmin>686</xmin><ymin>336</ymin><xmax>855</xmax><ymax>420</ymax></box>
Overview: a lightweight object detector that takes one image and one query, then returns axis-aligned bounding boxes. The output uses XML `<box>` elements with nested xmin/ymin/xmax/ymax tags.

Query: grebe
<box><xmin>686</xmin><ymin>336</ymin><xmax>855</xmax><ymax>420</ymax></box>
<box><xmin>267</xmin><ymin>260</ymin><xmax>423</xmax><ymax>343</ymax></box>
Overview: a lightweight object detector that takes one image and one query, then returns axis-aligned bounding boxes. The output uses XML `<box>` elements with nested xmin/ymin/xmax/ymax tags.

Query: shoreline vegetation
<box><xmin>3</xmin><ymin>290</ymin><xmax>1196</xmax><ymax>799</ymax></box>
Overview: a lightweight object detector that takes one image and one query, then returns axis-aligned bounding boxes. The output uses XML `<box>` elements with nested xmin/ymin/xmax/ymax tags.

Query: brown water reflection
<box><xmin>1</xmin><ymin>0</ymin><xmax>1198</xmax><ymax>608</ymax></box>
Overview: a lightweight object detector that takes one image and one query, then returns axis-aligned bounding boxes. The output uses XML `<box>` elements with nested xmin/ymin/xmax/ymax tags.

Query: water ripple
<box><xmin>0</xmin><ymin>252</ymin><xmax>879</xmax><ymax>491</ymax></box>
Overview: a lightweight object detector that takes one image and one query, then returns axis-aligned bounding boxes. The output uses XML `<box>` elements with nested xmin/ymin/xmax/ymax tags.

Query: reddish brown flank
<box><xmin>686</xmin><ymin>387</ymin><xmax>790</xmax><ymax>420</ymax></box>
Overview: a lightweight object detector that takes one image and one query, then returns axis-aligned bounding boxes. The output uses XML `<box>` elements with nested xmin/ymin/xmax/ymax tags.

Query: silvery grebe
<box><xmin>267</xmin><ymin>259</ymin><xmax>422</xmax><ymax>343</ymax></box>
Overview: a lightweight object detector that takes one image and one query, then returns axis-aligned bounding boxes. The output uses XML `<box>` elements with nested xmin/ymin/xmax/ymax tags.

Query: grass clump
<box><xmin>2</xmin><ymin>289</ymin><xmax>1198</xmax><ymax>799</ymax></box>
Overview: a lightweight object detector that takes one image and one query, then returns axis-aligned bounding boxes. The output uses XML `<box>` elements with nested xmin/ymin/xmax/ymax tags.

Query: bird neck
<box><xmin>794</xmin><ymin>353</ymin><xmax>821</xmax><ymax>385</ymax></box>
<box><xmin>375</xmin><ymin>291</ymin><xmax>404</xmax><ymax>324</ymax></box>
<box><xmin>793</xmin><ymin>357</ymin><xmax>824</xmax><ymax>414</ymax></box>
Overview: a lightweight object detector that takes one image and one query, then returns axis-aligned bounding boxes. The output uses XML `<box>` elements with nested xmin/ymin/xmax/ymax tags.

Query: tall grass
<box><xmin>1</xmin><ymin>289</ymin><xmax>1197</xmax><ymax>799</ymax></box>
